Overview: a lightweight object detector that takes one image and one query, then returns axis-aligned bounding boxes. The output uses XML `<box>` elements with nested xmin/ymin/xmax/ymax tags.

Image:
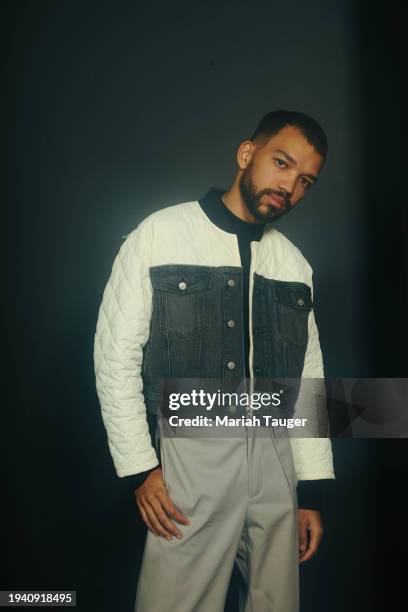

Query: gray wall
<box><xmin>5</xmin><ymin>1</ymin><xmax>404</xmax><ymax>611</ymax></box>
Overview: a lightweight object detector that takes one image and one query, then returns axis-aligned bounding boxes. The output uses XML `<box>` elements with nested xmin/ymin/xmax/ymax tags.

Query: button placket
<box><xmin>223</xmin><ymin>272</ymin><xmax>243</xmax><ymax>379</ymax></box>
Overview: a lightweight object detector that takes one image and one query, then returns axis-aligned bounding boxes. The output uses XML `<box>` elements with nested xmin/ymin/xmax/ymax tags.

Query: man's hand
<box><xmin>298</xmin><ymin>509</ymin><xmax>324</xmax><ymax>563</ymax></box>
<box><xmin>134</xmin><ymin>467</ymin><xmax>190</xmax><ymax>541</ymax></box>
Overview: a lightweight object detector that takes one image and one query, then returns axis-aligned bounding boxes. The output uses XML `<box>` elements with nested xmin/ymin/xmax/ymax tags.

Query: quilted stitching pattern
<box><xmin>94</xmin><ymin>220</ymin><xmax>159</xmax><ymax>477</ymax></box>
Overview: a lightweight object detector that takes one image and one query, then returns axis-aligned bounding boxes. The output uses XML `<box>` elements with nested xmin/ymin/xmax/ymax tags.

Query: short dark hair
<box><xmin>249</xmin><ymin>109</ymin><xmax>328</xmax><ymax>161</ymax></box>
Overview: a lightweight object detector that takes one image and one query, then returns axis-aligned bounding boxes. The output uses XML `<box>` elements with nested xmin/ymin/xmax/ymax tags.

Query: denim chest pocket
<box><xmin>275</xmin><ymin>283</ymin><xmax>313</xmax><ymax>347</ymax></box>
<box><xmin>150</xmin><ymin>269</ymin><xmax>212</xmax><ymax>337</ymax></box>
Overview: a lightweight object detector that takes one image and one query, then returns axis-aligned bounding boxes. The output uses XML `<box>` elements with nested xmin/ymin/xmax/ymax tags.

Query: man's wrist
<box><xmin>128</xmin><ymin>465</ymin><xmax>161</xmax><ymax>491</ymax></box>
<box><xmin>296</xmin><ymin>479</ymin><xmax>334</xmax><ymax>511</ymax></box>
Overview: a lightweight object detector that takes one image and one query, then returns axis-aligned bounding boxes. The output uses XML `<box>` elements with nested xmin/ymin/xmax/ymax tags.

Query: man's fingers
<box><xmin>159</xmin><ymin>493</ymin><xmax>190</xmax><ymax>526</ymax></box>
<box><xmin>134</xmin><ymin>469</ymin><xmax>190</xmax><ymax>539</ymax></box>
<box><xmin>298</xmin><ymin>522</ymin><xmax>308</xmax><ymax>555</ymax></box>
<box><xmin>143</xmin><ymin>501</ymin><xmax>175</xmax><ymax>540</ymax></box>
<box><xmin>137</xmin><ymin>502</ymin><xmax>158</xmax><ymax>537</ymax></box>
<box><xmin>147</xmin><ymin>497</ymin><xmax>184</xmax><ymax>539</ymax></box>
<box><xmin>299</xmin><ymin>526</ymin><xmax>323</xmax><ymax>563</ymax></box>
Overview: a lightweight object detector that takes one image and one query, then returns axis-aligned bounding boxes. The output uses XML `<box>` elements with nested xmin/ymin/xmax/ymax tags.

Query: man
<box><xmin>94</xmin><ymin>110</ymin><xmax>335</xmax><ymax>611</ymax></box>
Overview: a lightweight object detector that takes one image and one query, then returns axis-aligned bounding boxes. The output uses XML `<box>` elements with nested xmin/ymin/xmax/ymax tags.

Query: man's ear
<box><xmin>236</xmin><ymin>140</ymin><xmax>255</xmax><ymax>170</ymax></box>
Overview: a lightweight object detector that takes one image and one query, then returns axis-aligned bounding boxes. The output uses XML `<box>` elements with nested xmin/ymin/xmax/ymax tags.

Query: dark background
<box><xmin>3</xmin><ymin>0</ymin><xmax>405</xmax><ymax>610</ymax></box>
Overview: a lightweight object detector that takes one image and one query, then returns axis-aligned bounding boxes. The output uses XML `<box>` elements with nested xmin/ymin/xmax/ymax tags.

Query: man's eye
<box><xmin>275</xmin><ymin>159</ymin><xmax>286</xmax><ymax>168</ymax></box>
<box><xmin>300</xmin><ymin>178</ymin><xmax>311</xmax><ymax>189</ymax></box>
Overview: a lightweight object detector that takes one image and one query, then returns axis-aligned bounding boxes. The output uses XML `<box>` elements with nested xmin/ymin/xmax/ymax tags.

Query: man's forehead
<box><xmin>263</xmin><ymin>126</ymin><xmax>323</xmax><ymax>171</ymax></box>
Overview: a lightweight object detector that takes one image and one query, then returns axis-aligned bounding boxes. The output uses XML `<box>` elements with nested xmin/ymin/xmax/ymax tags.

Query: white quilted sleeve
<box><xmin>93</xmin><ymin>220</ymin><xmax>159</xmax><ymax>477</ymax></box>
<box><xmin>289</xmin><ymin>266</ymin><xmax>336</xmax><ymax>480</ymax></box>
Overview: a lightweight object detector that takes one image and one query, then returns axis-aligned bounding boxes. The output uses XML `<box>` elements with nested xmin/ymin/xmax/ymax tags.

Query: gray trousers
<box><xmin>135</xmin><ymin>425</ymin><xmax>299</xmax><ymax>612</ymax></box>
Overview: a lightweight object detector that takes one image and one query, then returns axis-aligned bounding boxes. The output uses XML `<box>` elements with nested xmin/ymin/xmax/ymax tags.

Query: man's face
<box><xmin>238</xmin><ymin>125</ymin><xmax>324</xmax><ymax>223</ymax></box>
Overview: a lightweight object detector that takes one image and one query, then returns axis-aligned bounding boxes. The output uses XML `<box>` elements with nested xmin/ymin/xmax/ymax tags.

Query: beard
<box><xmin>239</xmin><ymin>165</ymin><xmax>292</xmax><ymax>223</ymax></box>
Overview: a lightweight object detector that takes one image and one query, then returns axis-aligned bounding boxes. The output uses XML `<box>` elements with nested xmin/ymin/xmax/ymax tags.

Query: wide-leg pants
<box><xmin>135</xmin><ymin>425</ymin><xmax>299</xmax><ymax>612</ymax></box>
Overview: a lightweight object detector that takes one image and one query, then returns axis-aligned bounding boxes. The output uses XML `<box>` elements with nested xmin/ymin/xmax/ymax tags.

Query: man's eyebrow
<box><xmin>303</xmin><ymin>174</ymin><xmax>319</xmax><ymax>184</ymax></box>
<box><xmin>273</xmin><ymin>148</ymin><xmax>319</xmax><ymax>183</ymax></box>
<box><xmin>273</xmin><ymin>148</ymin><xmax>297</xmax><ymax>165</ymax></box>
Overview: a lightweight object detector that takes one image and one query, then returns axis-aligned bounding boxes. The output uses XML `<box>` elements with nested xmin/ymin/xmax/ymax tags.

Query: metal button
<box><xmin>178</xmin><ymin>281</ymin><xmax>187</xmax><ymax>290</ymax></box>
<box><xmin>297</xmin><ymin>297</ymin><xmax>305</xmax><ymax>306</ymax></box>
<box><xmin>227</xmin><ymin>320</ymin><xmax>235</xmax><ymax>328</ymax></box>
<box><xmin>227</xmin><ymin>279</ymin><xmax>235</xmax><ymax>287</ymax></box>
<box><xmin>227</xmin><ymin>361</ymin><xmax>236</xmax><ymax>370</ymax></box>
<box><xmin>255</xmin><ymin>367</ymin><xmax>263</xmax><ymax>375</ymax></box>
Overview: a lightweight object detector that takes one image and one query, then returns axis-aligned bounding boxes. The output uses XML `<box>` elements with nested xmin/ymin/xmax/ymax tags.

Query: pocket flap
<box><xmin>150</xmin><ymin>266</ymin><xmax>212</xmax><ymax>294</ymax></box>
<box><xmin>275</xmin><ymin>284</ymin><xmax>313</xmax><ymax>310</ymax></box>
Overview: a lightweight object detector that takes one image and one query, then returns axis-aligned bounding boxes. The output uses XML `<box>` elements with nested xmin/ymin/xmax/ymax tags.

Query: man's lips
<box><xmin>265</xmin><ymin>194</ymin><xmax>286</xmax><ymax>208</ymax></box>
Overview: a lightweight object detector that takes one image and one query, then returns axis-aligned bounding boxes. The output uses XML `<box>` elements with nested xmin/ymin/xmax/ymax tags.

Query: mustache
<box><xmin>262</xmin><ymin>189</ymin><xmax>291</xmax><ymax>208</ymax></box>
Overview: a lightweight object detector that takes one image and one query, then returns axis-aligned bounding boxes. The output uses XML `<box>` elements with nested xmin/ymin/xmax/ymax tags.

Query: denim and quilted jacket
<box><xmin>93</xmin><ymin>193</ymin><xmax>335</xmax><ymax>484</ymax></box>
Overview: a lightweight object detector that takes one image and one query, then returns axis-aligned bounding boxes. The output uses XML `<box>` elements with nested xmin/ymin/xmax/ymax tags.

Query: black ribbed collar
<box><xmin>197</xmin><ymin>186</ymin><xmax>265</xmax><ymax>241</ymax></box>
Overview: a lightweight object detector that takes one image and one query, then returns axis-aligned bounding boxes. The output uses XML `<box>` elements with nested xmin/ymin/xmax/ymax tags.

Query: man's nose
<box><xmin>277</xmin><ymin>173</ymin><xmax>297</xmax><ymax>197</ymax></box>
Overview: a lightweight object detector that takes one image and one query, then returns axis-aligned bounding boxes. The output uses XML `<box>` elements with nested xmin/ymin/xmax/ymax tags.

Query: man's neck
<box><xmin>221</xmin><ymin>184</ymin><xmax>263</xmax><ymax>225</ymax></box>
